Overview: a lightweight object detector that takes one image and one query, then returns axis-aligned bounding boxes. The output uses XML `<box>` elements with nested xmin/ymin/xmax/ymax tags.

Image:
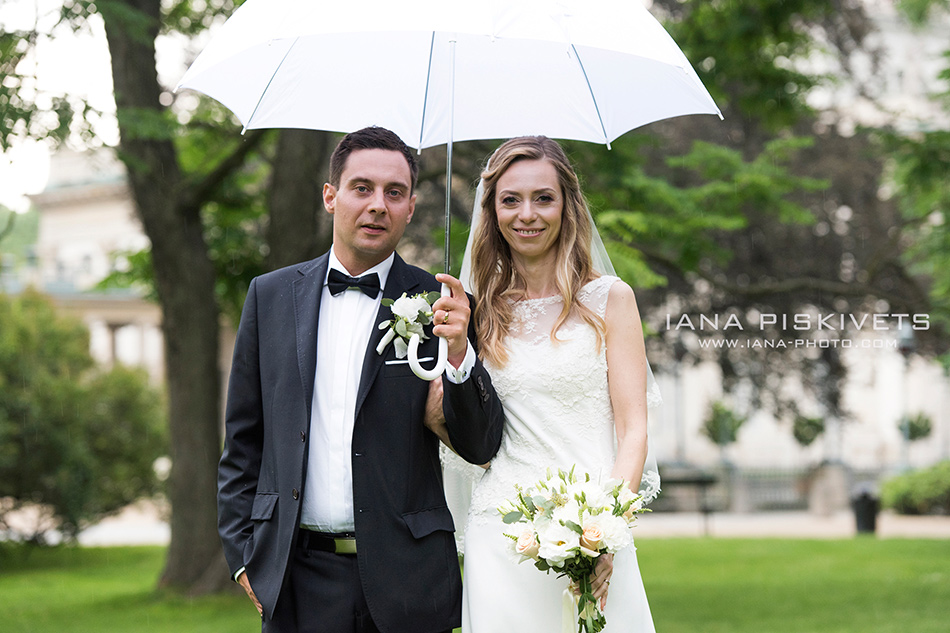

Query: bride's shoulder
<box><xmin>580</xmin><ymin>275</ymin><xmax>628</xmax><ymax>316</ymax></box>
<box><xmin>580</xmin><ymin>275</ymin><xmax>628</xmax><ymax>299</ymax></box>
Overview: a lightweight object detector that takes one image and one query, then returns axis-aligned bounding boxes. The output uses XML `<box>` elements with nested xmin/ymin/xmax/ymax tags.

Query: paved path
<box><xmin>75</xmin><ymin>502</ymin><xmax>950</xmax><ymax>546</ymax></box>
<box><xmin>633</xmin><ymin>509</ymin><xmax>950</xmax><ymax>539</ymax></box>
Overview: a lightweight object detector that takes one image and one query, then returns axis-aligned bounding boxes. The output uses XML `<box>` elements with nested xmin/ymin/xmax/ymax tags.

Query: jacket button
<box><xmin>300</xmin><ymin>431</ymin><xmax>306</xmax><ymax>442</ymax></box>
<box><xmin>477</xmin><ymin>375</ymin><xmax>489</xmax><ymax>402</ymax></box>
<box><xmin>292</xmin><ymin>488</ymin><xmax>299</xmax><ymax>500</ymax></box>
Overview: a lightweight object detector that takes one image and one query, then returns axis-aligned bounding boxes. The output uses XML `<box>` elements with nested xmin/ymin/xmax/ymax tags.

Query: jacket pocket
<box><xmin>401</xmin><ymin>506</ymin><xmax>455</xmax><ymax>539</ymax></box>
<box><xmin>250</xmin><ymin>492</ymin><xmax>278</xmax><ymax>521</ymax></box>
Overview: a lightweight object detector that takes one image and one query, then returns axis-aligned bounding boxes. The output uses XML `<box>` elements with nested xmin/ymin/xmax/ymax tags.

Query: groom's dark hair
<box><xmin>328</xmin><ymin>126</ymin><xmax>419</xmax><ymax>192</ymax></box>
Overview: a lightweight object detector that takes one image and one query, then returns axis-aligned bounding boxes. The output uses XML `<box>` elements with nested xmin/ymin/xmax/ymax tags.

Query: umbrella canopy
<box><xmin>177</xmin><ymin>0</ymin><xmax>721</xmax><ymax>380</ymax></box>
<box><xmin>177</xmin><ymin>0</ymin><xmax>721</xmax><ymax>149</ymax></box>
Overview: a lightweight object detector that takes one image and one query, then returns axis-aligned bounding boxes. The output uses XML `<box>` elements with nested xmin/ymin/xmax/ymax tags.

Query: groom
<box><xmin>218</xmin><ymin>126</ymin><xmax>504</xmax><ymax>633</ymax></box>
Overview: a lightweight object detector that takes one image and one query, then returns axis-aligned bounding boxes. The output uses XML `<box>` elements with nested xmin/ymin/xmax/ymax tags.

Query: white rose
<box><xmin>551</xmin><ymin>499</ymin><xmax>582</xmax><ymax>526</ymax></box>
<box><xmin>574</xmin><ymin>480</ymin><xmax>612</xmax><ymax>512</ymax></box>
<box><xmin>390</xmin><ymin>294</ymin><xmax>432</xmax><ymax>321</ymax></box>
<box><xmin>596</xmin><ymin>512</ymin><xmax>634</xmax><ymax>553</ymax></box>
<box><xmin>537</xmin><ymin>521</ymin><xmax>579</xmax><ymax>565</ymax></box>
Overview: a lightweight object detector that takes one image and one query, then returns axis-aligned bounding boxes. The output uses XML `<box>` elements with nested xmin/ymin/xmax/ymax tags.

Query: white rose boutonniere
<box><xmin>375</xmin><ymin>291</ymin><xmax>441</xmax><ymax>358</ymax></box>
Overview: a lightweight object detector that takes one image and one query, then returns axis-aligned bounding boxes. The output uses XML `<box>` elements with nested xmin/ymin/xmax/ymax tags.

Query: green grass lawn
<box><xmin>640</xmin><ymin>538</ymin><xmax>950</xmax><ymax>633</ymax></box>
<box><xmin>1</xmin><ymin>538</ymin><xmax>948</xmax><ymax>632</ymax></box>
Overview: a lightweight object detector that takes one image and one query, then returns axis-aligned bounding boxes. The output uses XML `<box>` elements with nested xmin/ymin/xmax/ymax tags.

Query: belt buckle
<box><xmin>333</xmin><ymin>537</ymin><xmax>357</xmax><ymax>555</ymax></box>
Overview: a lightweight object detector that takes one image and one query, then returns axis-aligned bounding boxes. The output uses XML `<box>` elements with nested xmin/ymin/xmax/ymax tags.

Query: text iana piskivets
<box><xmin>665</xmin><ymin>313</ymin><xmax>930</xmax><ymax>331</ymax></box>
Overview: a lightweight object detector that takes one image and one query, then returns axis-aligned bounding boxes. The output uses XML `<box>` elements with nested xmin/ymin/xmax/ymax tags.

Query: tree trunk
<box><xmin>101</xmin><ymin>0</ymin><xmax>228</xmax><ymax>592</ymax></box>
<box><xmin>265</xmin><ymin>128</ymin><xmax>334</xmax><ymax>270</ymax></box>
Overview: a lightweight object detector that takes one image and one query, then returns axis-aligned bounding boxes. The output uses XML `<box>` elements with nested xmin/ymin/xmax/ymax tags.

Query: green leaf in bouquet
<box><xmin>534</xmin><ymin>559</ymin><xmax>551</xmax><ymax>572</ymax></box>
<box><xmin>395</xmin><ymin>319</ymin><xmax>408</xmax><ymax>337</ymax></box>
<box><xmin>425</xmin><ymin>291</ymin><xmax>441</xmax><ymax>305</ymax></box>
<box><xmin>382</xmin><ymin>298</ymin><xmax>394</xmax><ymax>307</ymax></box>
<box><xmin>502</xmin><ymin>510</ymin><xmax>524</xmax><ymax>524</ymax></box>
<box><xmin>564</xmin><ymin>519</ymin><xmax>583</xmax><ymax>535</ymax></box>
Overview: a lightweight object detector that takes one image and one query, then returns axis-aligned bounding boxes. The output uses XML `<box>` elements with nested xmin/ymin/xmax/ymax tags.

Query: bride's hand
<box><xmin>591</xmin><ymin>553</ymin><xmax>614</xmax><ymax>609</ymax></box>
<box><xmin>424</xmin><ymin>378</ymin><xmax>449</xmax><ymax>440</ymax></box>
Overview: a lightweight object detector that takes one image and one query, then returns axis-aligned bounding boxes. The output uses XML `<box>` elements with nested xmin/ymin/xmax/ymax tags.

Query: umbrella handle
<box><xmin>408</xmin><ymin>283</ymin><xmax>450</xmax><ymax>381</ymax></box>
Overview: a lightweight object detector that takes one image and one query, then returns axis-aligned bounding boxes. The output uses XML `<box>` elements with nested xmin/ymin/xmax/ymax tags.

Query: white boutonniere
<box><xmin>376</xmin><ymin>291</ymin><xmax>441</xmax><ymax>358</ymax></box>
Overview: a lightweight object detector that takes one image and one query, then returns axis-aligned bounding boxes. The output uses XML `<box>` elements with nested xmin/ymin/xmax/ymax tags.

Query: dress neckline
<box><xmin>513</xmin><ymin>276</ymin><xmax>612</xmax><ymax>306</ymax></box>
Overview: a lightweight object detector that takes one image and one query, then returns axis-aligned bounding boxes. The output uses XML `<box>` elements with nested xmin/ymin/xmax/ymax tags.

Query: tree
<box><xmin>567</xmin><ymin>0</ymin><xmax>949</xmax><ymax>427</ymax></box>
<box><xmin>701</xmin><ymin>401</ymin><xmax>746</xmax><ymax>462</ymax></box>
<box><xmin>1</xmin><ymin>0</ymin><xmax>332</xmax><ymax>591</ymax></box>
<box><xmin>898</xmin><ymin>413</ymin><xmax>934</xmax><ymax>442</ymax></box>
<box><xmin>792</xmin><ymin>415</ymin><xmax>825</xmax><ymax>447</ymax></box>
<box><xmin>0</xmin><ymin>289</ymin><xmax>165</xmax><ymax>541</ymax></box>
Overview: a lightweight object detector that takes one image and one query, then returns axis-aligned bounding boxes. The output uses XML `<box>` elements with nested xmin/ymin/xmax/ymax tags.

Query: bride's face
<box><xmin>494</xmin><ymin>159</ymin><xmax>563</xmax><ymax>264</ymax></box>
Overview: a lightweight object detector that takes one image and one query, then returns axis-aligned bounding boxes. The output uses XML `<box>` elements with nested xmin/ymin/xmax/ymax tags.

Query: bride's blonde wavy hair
<box><xmin>472</xmin><ymin>136</ymin><xmax>605</xmax><ymax>367</ymax></box>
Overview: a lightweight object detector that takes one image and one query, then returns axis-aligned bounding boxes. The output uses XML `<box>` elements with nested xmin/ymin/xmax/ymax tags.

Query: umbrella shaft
<box><xmin>444</xmin><ymin>140</ymin><xmax>452</xmax><ymax>274</ymax></box>
<box><xmin>443</xmin><ymin>38</ymin><xmax>456</xmax><ymax>275</ymax></box>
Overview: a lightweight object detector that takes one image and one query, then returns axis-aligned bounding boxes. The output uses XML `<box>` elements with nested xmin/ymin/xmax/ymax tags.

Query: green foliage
<box><xmin>582</xmin><ymin>135</ymin><xmax>825</xmax><ymax>288</ymax></box>
<box><xmin>881</xmin><ymin>460</ymin><xmax>950</xmax><ymax>515</ymax></box>
<box><xmin>898</xmin><ymin>412</ymin><xmax>934</xmax><ymax>442</ymax></box>
<box><xmin>659</xmin><ymin>0</ymin><xmax>834</xmax><ymax>129</ymax></box>
<box><xmin>885</xmin><ymin>128</ymin><xmax>950</xmax><ymax>333</ymax></box>
<box><xmin>0</xmin><ymin>4</ymin><xmax>101</xmax><ymax>151</ymax></box>
<box><xmin>0</xmin><ymin>209</ymin><xmax>38</xmax><ymax>259</ymax></box>
<box><xmin>792</xmin><ymin>415</ymin><xmax>824</xmax><ymax>447</ymax></box>
<box><xmin>898</xmin><ymin>0</ymin><xmax>950</xmax><ymax>24</ymax></box>
<box><xmin>701</xmin><ymin>401</ymin><xmax>746</xmax><ymax>446</ymax></box>
<box><xmin>0</xmin><ymin>290</ymin><xmax>167</xmax><ymax>541</ymax></box>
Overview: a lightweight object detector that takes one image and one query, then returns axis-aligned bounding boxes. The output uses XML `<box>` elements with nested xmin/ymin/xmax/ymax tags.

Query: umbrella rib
<box><xmin>417</xmin><ymin>32</ymin><xmax>437</xmax><ymax>152</ymax></box>
<box><xmin>570</xmin><ymin>44</ymin><xmax>610</xmax><ymax>149</ymax></box>
<box><xmin>243</xmin><ymin>37</ymin><xmax>301</xmax><ymax>133</ymax></box>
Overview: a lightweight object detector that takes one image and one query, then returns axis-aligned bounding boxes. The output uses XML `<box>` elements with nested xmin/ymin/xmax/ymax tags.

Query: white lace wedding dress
<box><xmin>456</xmin><ymin>275</ymin><xmax>660</xmax><ymax>633</ymax></box>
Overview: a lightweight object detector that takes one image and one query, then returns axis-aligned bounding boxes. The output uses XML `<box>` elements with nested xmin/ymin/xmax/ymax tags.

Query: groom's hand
<box><xmin>432</xmin><ymin>273</ymin><xmax>470</xmax><ymax>368</ymax></box>
<box><xmin>237</xmin><ymin>570</ymin><xmax>263</xmax><ymax>616</ymax></box>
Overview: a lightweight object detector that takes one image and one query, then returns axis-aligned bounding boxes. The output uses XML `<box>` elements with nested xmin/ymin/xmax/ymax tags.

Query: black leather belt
<box><xmin>297</xmin><ymin>529</ymin><xmax>358</xmax><ymax>555</ymax></box>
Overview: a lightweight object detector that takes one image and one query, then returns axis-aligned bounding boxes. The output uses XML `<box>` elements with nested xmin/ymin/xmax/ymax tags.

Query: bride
<box><xmin>429</xmin><ymin>136</ymin><xmax>661</xmax><ymax>632</ymax></box>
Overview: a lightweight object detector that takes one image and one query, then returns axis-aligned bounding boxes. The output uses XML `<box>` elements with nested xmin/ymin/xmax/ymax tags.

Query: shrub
<box><xmin>701</xmin><ymin>401</ymin><xmax>746</xmax><ymax>446</ymax></box>
<box><xmin>792</xmin><ymin>415</ymin><xmax>824</xmax><ymax>447</ymax></box>
<box><xmin>0</xmin><ymin>290</ymin><xmax>167</xmax><ymax>541</ymax></box>
<box><xmin>898</xmin><ymin>412</ymin><xmax>933</xmax><ymax>442</ymax></box>
<box><xmin>880</xmin><ymin>461</ymin><xmax>950</xmax><ymax>515</ymax></box>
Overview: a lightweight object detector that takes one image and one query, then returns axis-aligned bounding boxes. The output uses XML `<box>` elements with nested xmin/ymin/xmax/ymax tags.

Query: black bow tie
<box><xmin>327</xmin><ymin>268</ymin><xmax>381</xmax><ymax>299</ymax></box>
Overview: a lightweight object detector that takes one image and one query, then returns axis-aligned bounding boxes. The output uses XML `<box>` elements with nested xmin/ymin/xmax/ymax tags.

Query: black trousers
<box><xmin>265</xmin><ymin>544</ymin><xmax>378</xmax><ymax>633</ymax></box>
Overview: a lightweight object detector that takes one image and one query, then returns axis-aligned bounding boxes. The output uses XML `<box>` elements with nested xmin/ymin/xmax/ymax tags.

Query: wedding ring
<box><xmin>443</xmin><ymin>312</ymin><xmax>450</xmax><ymax>324</ymax></box>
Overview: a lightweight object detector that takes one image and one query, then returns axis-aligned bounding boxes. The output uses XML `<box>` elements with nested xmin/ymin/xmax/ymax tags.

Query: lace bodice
<box><xmin>456</xmin><ymin>276</ymin><xmax>660</xmax><ymax>529</ymax></box>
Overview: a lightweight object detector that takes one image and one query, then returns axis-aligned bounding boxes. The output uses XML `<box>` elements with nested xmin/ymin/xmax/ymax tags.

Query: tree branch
<box><xmin>183</xmin><ymin>128</ymin><xmax>269</xmax><ymax>209</ymax></box>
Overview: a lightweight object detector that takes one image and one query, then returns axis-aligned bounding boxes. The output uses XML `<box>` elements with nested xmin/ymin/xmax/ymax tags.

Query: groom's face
<box><xmin>323</xmin><ymin>148</ymin><xmax>417</xmax><ymax>275</ymax></box>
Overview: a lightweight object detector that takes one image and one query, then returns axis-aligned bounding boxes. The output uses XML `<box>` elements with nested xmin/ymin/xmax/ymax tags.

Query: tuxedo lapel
<box><xmin>293</xmin><ymin>254</ymin><xmax>328</xmax><ymax>420</ymax></box>
<box><xmin>355</xmin><ymin>254</ymin><xmax>422</xmax><ymax>415</ymax></box>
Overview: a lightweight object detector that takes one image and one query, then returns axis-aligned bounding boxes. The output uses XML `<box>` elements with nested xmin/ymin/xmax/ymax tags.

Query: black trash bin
<box><xmin>851</xmin><ymin>490</ymin><xmax>879</xmax><ymax>534</ymax></box>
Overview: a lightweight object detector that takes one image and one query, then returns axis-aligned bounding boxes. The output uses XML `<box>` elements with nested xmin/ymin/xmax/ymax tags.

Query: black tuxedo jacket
<box><xmin>218</xmin><ymin>252</ymin><xmax>504</xmax><ymax>633</ymax></box>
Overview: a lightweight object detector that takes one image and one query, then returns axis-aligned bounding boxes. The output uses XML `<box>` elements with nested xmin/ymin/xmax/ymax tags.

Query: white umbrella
<box><xmin>177</xmin><ymin>0</ymin><xmax>721</xmax><ymax>379</ymax></box>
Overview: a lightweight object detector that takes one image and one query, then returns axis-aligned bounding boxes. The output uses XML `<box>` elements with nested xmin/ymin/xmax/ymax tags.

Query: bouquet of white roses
<box><xmin>498</xmin><ymin>466</ymin><xmax>647</xmax><ymax>633</ymax></box>
<box><xmin>375</xmin><ymin>291</ymin><xmax>441</xmax><ymax>358</ymax></box>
